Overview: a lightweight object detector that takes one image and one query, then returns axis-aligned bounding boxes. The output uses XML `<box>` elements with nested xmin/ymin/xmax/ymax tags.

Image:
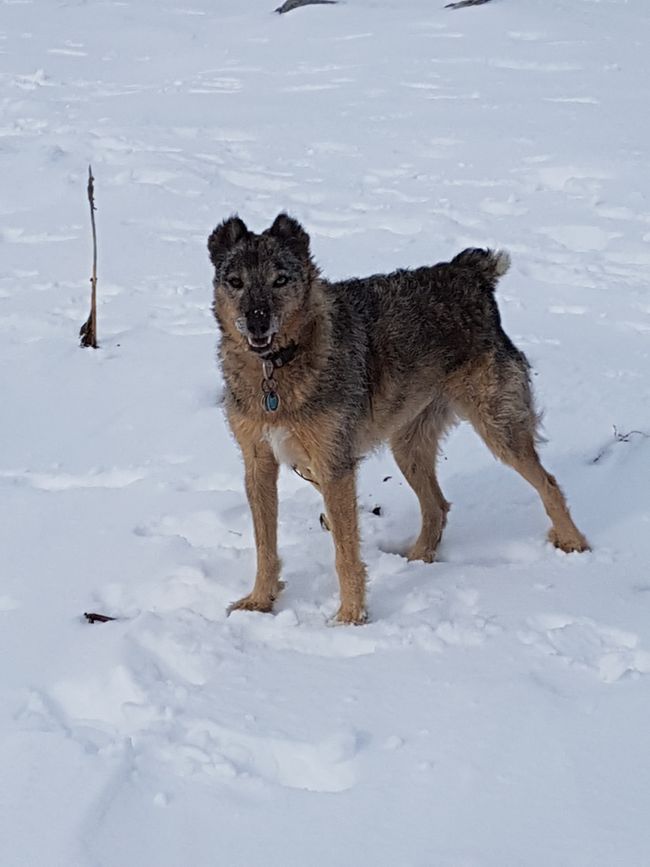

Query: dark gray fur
<box><xmin>208</xmin><ymin>213</ymin><xmax>589</xmax><ymax>622</ymax></box>
<box><xmin>209</xmin><ymin>215</ymin><xmax>527</xmax><ymax>477</ymax></box>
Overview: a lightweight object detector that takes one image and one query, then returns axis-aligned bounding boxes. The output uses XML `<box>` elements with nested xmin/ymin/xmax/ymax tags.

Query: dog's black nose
<box><xmin>246</xmin><ymin>307</ymin><xmax>271</xmax><ymax>338</ymax></box>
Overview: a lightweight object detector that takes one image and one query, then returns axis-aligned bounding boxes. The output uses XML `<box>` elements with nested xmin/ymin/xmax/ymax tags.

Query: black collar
<box><xmin>259</xmin><ymin>340</ymin><xmax>299</xmax><ymax>369</ymax></box>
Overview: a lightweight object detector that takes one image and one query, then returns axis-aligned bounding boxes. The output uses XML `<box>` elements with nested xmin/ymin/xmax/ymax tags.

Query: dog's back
<box><xmin>325</xmin><ymin>248</ymin><xmax>520</xmax><ymax>432</ymax></box>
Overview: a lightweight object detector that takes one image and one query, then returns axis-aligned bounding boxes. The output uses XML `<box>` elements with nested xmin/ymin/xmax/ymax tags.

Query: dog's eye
<box><xmin>273</xmin><ymin>275</ymin><xmax>288</xmax><ymax>288</ymax></box>
<box><xmin>227</xmin><ymin>276</ymin><xmax>243</xmax><ymax>290</ymax></box>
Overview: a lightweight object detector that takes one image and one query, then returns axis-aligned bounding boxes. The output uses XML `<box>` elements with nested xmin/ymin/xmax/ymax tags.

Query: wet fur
<box><xmin>209</xmin><ymin>214</ymin><xmax>589</xmax><ymax>624</ymax></box>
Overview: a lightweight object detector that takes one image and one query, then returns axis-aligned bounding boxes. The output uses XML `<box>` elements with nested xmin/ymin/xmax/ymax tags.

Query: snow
<box><xmin>1</xmin><ymin>0</ymin><xmax>649</xmax><ymax>864</ymax></box>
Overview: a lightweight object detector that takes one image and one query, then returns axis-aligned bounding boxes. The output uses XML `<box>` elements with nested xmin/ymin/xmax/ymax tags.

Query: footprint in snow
<box><xmin>179</xmin><ymin>719</ymin><xmax>360</xmax><ymax>793</ymax></box>
<box><xmin>519</xmin><ymin>614</ymin><xmax>650</xmax><ymax>683</ymax></box>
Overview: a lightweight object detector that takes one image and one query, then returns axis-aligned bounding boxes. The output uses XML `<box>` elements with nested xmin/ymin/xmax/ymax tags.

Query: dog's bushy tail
<box><xmin>451</xmin><ymin>247</ymin><xmax>511</xmax><ymax>288</ymax></box>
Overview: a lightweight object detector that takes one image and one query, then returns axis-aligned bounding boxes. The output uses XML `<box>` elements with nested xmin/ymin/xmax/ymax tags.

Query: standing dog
<box><xmin>208</xmin><ymin>213</ymin><xmax>589</xmax><ymax>624</ymax></box>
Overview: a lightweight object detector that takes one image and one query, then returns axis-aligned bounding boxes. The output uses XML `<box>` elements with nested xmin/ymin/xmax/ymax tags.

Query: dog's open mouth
<box><xmin>247</xmin><ymin>334</ymin><xmax>275</xmax><ymax>353</ymax></box>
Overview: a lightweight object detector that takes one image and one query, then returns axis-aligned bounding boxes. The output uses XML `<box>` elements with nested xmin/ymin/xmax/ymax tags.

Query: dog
<box><xmin>208</xmin><ymin>213</ymin><xmax>589</xmax><ymax>624</ymax></box>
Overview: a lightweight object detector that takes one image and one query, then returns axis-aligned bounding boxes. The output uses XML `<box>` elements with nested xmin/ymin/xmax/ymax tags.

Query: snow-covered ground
<box><xmin>1</xmin><ymin>0</ymin><xmax>649</xmax><ymax>864</ymax></box>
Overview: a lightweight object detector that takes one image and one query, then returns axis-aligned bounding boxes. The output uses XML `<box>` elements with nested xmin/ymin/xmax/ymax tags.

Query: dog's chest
<box><xmin>264</xmin><ymin>426</ymin><xmax>296</xmax><ymax>465</ymax></box>
<box><xmin>263</xmin><ymin>425</ymin><xmax>315</xmax><ymax>480</ymax></box>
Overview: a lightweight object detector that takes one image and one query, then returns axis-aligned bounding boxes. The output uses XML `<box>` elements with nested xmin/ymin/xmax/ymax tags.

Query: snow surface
<box><xmin>1</xmin><ymin>0</ymin><xmax>650</xmax><ymax>864</ymax></box>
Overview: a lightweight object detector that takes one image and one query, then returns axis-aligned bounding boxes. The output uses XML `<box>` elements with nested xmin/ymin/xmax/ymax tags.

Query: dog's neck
<box><xmin>255</xmin><ymin>339</ymin><xmax>299</xmax><ymax>369</ymax></box>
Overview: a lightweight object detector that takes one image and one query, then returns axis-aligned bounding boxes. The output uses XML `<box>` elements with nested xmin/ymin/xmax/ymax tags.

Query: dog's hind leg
<box><xmin>452</xmin><ymin>353</ymin><xmax>590</xmax><ymax>553</ymax></box>
<box><xmin>228</xmin><ymin>434</ymin><xmax>283</xmax><ymax>614</ymax></box>
<box><xmin>391</xmin><ymin>402</ymin><xmax>453</xmax><ymax>563</ymax></box>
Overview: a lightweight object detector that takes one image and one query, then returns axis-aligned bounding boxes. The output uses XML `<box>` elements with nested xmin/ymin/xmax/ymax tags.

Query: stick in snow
<box><xmin>590</xmin><ymin>426</ymin><xmax>650</xmax><ymax>464</ymax></box>
<box><xmin>445</xmin><ymin>0</ymin><xmax>492</xmax><ymax>9</ymax></box>
<box><xmin>84</xmin><ymin>612</ymin><xmax>117</xmax><ymax>624</ymax></box>
<box><xmin>275</xmin><ymin>0</ymin><xmax>337</xmax><ymax>14</ymax></box>
<box><xmin>79</xmin><ymin>165</ymin><xmax>98</xmax><ymax>348</ymax></box>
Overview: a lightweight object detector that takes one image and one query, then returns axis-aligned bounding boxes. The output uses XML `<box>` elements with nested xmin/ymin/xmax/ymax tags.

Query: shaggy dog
<box><xmin>208</xmin><ymin>213</ymin><xmax>588</xmax><ymax>623</ymax></box>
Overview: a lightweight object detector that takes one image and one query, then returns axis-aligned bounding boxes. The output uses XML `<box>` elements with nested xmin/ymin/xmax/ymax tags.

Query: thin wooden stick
<box><xmin>275</xmin><ymin>0</ymin><xmax>337</xmax><ymax>13</ymax></box>
<box><xmin>445</xmin><ymin>0</ymin><xmax>492</xmax><ymax>9</ymax></box>
<box><xmin>84</xmin><ymin>612</ymin><xmax>117</xmax><ymax>624</ymax></box>
<box><xmin>80</xmin><ymin>165</ymin><xmax>98</xmax><ymax>348</ymax></box>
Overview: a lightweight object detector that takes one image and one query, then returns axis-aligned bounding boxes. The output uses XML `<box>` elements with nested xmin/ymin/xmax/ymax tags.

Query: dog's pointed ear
<box><xmin>265</xmin><ymin>213</ymin><xmax>310</xmax><ymax>260</ymax></box>
<box><xmin>207</xmin><ymin>216</ymin><xmax>249</xmax><ymax>269</ymax></box>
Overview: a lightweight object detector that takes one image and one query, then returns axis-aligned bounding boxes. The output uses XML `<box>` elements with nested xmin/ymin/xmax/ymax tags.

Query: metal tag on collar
<box><xmin>263</xmin><ymin>390</ymin><xmax>280</xmax><ymax>412</ymax></box>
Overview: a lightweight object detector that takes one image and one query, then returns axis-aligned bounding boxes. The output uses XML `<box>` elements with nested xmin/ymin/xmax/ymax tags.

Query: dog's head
<box><xmin>208</xmin><ymin>213</ymin><xmax>315</xmax><ymax>353</ymax></box>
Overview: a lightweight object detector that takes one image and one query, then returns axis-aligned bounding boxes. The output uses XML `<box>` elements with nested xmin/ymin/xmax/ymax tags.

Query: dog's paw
<box><xmin>548</xmin><ymin>528</ymin><xmax>591</xmax><ymax>554</ymax></box>
<box><xmin>227</xmin><ymin>588</ymin><xmax>282</xmax><ymax>615</ymax></box>
<box><xmin>334</xmin><ymin>602</ymin><xmax>368</xmax><ymax>626</ymax></box>
<box><xmin>406</xmin><ymin>544</ymin><xmax>437</xmax><ymax>564</ymax></box>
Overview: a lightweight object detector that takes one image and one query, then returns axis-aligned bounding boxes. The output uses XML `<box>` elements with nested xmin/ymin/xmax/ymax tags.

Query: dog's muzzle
<box><xmin>236</xmin><ymin>310</ymin><xmax>279</xmax><ymax>353</ymax></box>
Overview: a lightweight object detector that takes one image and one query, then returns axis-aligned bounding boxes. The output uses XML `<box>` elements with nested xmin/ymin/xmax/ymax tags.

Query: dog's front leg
<box><xmin>228</xmin><ymin>440</ymin><xmax>282</xmax><ymax>615</ymax></box>
<box><xmin>321</xmin><ymin>471</ymin><xmax>367</xmax><ymax>625</ymax></box>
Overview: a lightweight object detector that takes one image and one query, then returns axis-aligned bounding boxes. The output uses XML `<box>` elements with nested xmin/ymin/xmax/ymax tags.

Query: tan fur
<box><xmin>227</xmin><ymin>428</ymin><xmax>282</xmax><ymax>614</ymax></box>
<box><xmin>209</xmin><ymin>216</ymin><xmax>589</xmax><ymax>624</ymax></box>
<box><xmin>446</xmin><ymin>354</ymin><xmax>588</xmax><ymax>552</ymax></box>
<box><xmin>390</xmin><ymin>401</ymin><xmax>452</xmax><ymax>563</ymax></box>
<box><xmin>228</xmin><ymin>405</ymin><xmax>369</xmax><ymax>622</ymax></box>
<box><xmin>226</xmin><ymin>340</ymin><xmax>588</xmax><ymax>624</ymax></box>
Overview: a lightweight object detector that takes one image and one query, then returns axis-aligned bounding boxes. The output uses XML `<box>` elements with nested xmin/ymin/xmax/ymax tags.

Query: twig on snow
<box><xmin>591</xmin><ymin>426</ymin><xmax>650</xmax><ymax>464</ymax></box>
<box><xmin>79</xmin><ymin>165</ymin><xmax>98</xmax><ymax>348</ymax></box>
<box><xmin>445</xmin><ymin>0</ymin><xmax>492</xmax><ymax>9</ymax></box>
<box><xmin>275</xmin><ymin>0</ymin><xmax>337</xmax><ymax>13</ymax></box>
<box><xmin>84</xmin><ymin>612</ymin><xmax>117</xmax><ymax>624</ymax></box>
